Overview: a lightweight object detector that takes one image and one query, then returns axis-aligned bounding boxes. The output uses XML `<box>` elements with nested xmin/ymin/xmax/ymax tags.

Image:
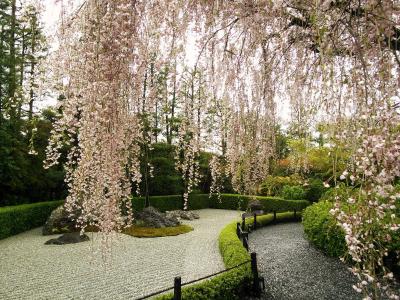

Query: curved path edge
<box><xmin>248</xmin><ymin>222</ymin><xmax>360</xmax><ymax>300</ymax></box>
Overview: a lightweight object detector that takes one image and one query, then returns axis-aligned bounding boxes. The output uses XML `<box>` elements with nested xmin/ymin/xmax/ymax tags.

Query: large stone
<box><xmin>45</xmin><ymin>232</ymin><xmax>89</xmax><ymax>245</ymax></box>
<box><xmin>248</xmin><ymin>199</ymin><xmax>263</xmax><ymax>212</ymax></box>
<box><xmin>42</xmin><ymin>206</ymin><xmax>77</xmax><ymax>235</ymax></box>
<box><xmin>135</xmin><ymin>206</ymin><xmax>180</xmax><ymax>228</ymax></box>
<box><xmin>166</xmin><ymin>210</ymin><xmax>200</xmax><ymax>221</ymax></box>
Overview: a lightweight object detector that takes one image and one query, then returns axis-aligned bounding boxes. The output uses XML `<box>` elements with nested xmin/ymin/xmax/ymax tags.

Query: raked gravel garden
<box><xmin>0</xmin><ymin>209</ymin><xmax>240</xmax><ymax>300</ymax></box>
<box><xmin>0</xmin><ymin>207</ymin><xmax>377</xmax><ymax>300</ymax></box>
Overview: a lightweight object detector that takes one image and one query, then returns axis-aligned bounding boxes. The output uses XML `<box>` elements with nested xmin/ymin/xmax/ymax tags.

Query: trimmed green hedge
<box><xmin>132</xmin><ymin>194</ymin><xmax>211</xmax><ymax>212</ymax></box>
<box><xmin>132</xmin><ymin>195</ymin><xmax>183</xmax><ymax>212</ymax></box>
<box><xmin>209</xmin><ymin>194</ymin><xmax>309</xmax><ymax>213</ymax></box>
<box><xmin>156</xmin><ymin>211</ymin><xmax>301</xmax><ymax>300</ymax></box>
<box><xmin>0</xmin><ymin>200</ymin><xmax>63</xmax><ymax>240</ymax></box>
<box><xmin>302</xmin><ymin>201</ymin><xmax>347</xmax><ymax>257</ymax></box>
<box><xmin>1</xmin><ymin>194</ymin><xmax>309</xmax><ymax>242</ymax></box>
<box><xmin>303</xmin><ymin>200</ymin><xmax>400</xmax><ymax>257</ymax></box>
<box><xmin>132</xmin><ymin>194</ymin><xmax>310</xmax><ymax>214</ymax></box>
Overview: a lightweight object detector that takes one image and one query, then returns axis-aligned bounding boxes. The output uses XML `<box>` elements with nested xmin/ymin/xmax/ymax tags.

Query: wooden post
<box><xmin>253</xmin><ymin>213</ymin><xmax>257</xmax><ymax>230</ymax></box>
<box><xmin>243</xmin><ymin>235</ymin><xmax>249</xmax><ymax>251</ymax></box>
<box><xmin>251</xmin><ymin>252</ymin><xmax>260</xmax><ymax>296</ymax></box>
<box><xmin>242</xmin><ymin>214</ymin><xmax>246</xmax><ymax>231</ymax></box>
<box><xmin>236</xmin><ymin>222</ymin><xmax>241</xmax><ymax>237</ymax></box>
<box><xmin>294</xmin><ymin>209</ymin><xmax>297</xmax><ymax>218</ymax></box>
<box><xmin>273</xmin><ymin>211</ymin><xmax>276</xmax><ymax>222</ymax></box>
<box><xmin>174</xmin><ymin>276</ymin><xmax>181</xmax><ymax>300</ymax></box>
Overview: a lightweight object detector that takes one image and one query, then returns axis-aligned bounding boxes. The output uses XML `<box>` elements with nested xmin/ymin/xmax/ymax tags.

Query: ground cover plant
<box><xmin>122</xmin><ymin>224</ymin><xmax>193</xmax><ymax>238</ymax></box>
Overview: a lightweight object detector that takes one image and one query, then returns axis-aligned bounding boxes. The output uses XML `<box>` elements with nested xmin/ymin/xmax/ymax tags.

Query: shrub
<box><xmin>258</xmin><ymin>174</ymin><xmax>302</xmax><ymax>196</ymax></box>
<box><xmin>0</xmin><ymin>200</ymin><xmax>63</xmax><ymax>240</ymax></box>
<box><xmin>141</xmin><ymin>143</ymin><xmax>213</xmax><ymax>196</ymax></box>
<box><xmin>156</xmin><ymin>211</ymin><xmax>300</xmax><ymax>300</ymax></box>
<box><xmin>188</xmin><ymin>194</ymin><xmax>212</xmax><ymax>210</ymax></box>
<box><xmin>302</xmin><ymin>201</ymin><xmax>347</xmax><ymax>257</ymax></box>
<box><xmin>304</xmin><ymin>178</ymin><xmax>326</xmax><ymax>202</ymax></box>
<box><xmin>281</xmin><ymin>185</ymin><xmax>306</xmax><ymax>200</ymax></box>
<box><xmin>319</xmin><ymin>183</ymin><xmax>354</xmax><ymax>202</ymax></box>
<box><xmin>304</xmin><ymin>190</ymin><xmax>400</xmax><ymax>256</ymax></box>
<box><xmin>209</xmin><ymin>194</ymin><xmax>310</xmax><ymax>213</ymax></box>
<box><xmin>132</xmin><ymin>194</ymin><xmax>211</xmax><ymax>212</ymax></box>
<box><xmin>1</xmin><ymin>194</ymin><xmax>308</xmax><ymax>241</ymax></box>
<box><xmin>259</xmin><ymin>175</ymin><xmax>289</xmax><ymax>196</ymax></box>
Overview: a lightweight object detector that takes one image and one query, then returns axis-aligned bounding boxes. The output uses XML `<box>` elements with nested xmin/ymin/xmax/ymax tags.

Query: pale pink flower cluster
<box><xmin>45</xmin><ymin>1</ymin><xmax>147</xmax><ymax>250</ymax></box>
<box><xmin>175</xmin><ymin>120</ymin><xmax>201</xmax><ymax>210</ymax></box>
<box><xmin>44</xmin><ymin>2</ymin><xmax>400</xmax><ymax>275</ymax></box>
<box><xmin>209</xmin><ymin>155</ymin><xmax>230</xmax><ymax>202</ymax></box>
<box><xmin>331</xmin><ymin>107</ymin><xmax>400</xmax><ymax>299</ymax></box>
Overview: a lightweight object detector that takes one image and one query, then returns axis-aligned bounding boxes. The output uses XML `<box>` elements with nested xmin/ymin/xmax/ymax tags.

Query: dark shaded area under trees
<box><xmin>0</xmin><ymin>1</ymin><xmax>66</xmax><ymax>206</ymax></box>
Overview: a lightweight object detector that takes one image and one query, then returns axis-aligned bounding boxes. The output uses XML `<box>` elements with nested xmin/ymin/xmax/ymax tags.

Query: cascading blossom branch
<box><xmin>45</xmin><ymin>1</ymin><xmax>146</xmax><ymax>248</ymax></box>
<box><xmin>331</xmin><ymin>107</ymin><xmax>400</xmax><ymax>299</ymax></box>
<box><xmin>43</xmin><ymin>2</ymin><xmax>400</xmax><ymax>284</ymax></box>
<box><xmin>175</xmin><ymin>119</ymin><xmax>201</xmax><ymax>210</ymax></box>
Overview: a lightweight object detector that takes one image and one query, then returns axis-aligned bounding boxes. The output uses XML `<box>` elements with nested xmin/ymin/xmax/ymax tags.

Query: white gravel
<box><xmin>248</xmin><ymin>222</ymin><xmax>360</xmax><ymax>300</ymax></box>
<box><xmin>0</xmin><ymin>209</ymin><xmax>241</xmax><ymax>300</ymax></box>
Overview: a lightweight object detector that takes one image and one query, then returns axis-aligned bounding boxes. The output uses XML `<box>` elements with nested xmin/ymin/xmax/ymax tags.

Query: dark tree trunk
<box><xmin>17</xmin><ymin>29</ymin><xmax>26</xmax><ymax>120</ymax></box>
<box><xmin>8</xmin><ymin>0</ymin><xmax>16</xmax><ymax>102</ymax></box>
<box><xmin>28</xmin><ymin>20</ymin><xmax>37</xmax><ymax>121</ymax></box>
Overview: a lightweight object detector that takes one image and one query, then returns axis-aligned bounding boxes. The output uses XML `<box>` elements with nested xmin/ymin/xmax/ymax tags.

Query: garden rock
<box><xmin>166</xmin><ymin>210</ymin><xmax>200</xmax><ymax>220</ymax></box>
<box><xmin>42</xmin><ymin>206</ymin><xmax>77</xmax><ymax>235</ymax></box>
<box><xmin>44</xmin><ymin>232</ymin><xmax>89</xmax><ymax>245</ymax></box>
<box><xmin>248</xmin><ymin>199</ymin><xmax>263</xmax><ymax>212</ymax></box>
<box><xmin>135</xmin><ymin>206</ymin><xmax>180</xmax><ymax>228</ymax></box>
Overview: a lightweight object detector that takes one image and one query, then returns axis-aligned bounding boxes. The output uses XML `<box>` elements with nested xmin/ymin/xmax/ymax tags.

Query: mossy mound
<box><xmin>122</xmin><ymin>224</ymin><xmax>193</xmax><ymax>238</ymax></box>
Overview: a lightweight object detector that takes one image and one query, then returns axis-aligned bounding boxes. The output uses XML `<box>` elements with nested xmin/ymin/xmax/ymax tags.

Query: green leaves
<box><xmin>302</xmin><ymin>201</ymin><xmax>347</xmax><ymax>257</ymax></box>
<box><xmin>0</xmin><ymin>200</ymin><xmax>63</xmax><ymax>240</ymax></box>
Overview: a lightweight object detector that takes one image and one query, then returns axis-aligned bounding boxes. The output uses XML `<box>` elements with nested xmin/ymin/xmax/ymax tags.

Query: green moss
<box><xmin>122</xmin><ymin>224</ymin><xmax>193</xmax><ymax>238</ymax></box>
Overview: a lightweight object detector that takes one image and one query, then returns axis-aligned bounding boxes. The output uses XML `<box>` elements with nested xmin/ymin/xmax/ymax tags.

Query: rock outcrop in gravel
<box><xmin>134</xmin><ymin>206</ymin><xmax>180</xmax><ymax>228</ymax></box>
<box><xmin>0</xmin><ymin>209</ymin><xmax>241</xmax><ymax>300</ymax></box>
<box><xmin>166</xmin><ymin>210</ymin><xmax>200</xmax><ymax>220</ymax></box>
<box><xmin>42</xmin><ymin>206</ymin><xmax>77</xmax><ymax>235</ymax></box>
<box><xmin>45</xmin><ymin>232</ymin><xmax>90</xmax><ymax>245</ymax></box>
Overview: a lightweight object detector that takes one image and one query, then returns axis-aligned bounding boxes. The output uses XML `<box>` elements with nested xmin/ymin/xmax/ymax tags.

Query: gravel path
<box><xmin>0</xmin><ymin>209</ymin><xmax>241</xmax><ymax>300</ymax></box>
<box><xmin>249</xmin><ymin>222</ymin><xmax>360</xmax><ymax>300</ymax></box>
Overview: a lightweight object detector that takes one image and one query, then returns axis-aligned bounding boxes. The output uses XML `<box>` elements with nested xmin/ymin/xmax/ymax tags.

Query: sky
<box><xmin>41</xmin><ymin>0</ymin><xmax>61</xmax><ymax>35</ymax></box>
<box><xmin>38</xmin><ymin>1</ymin><xmax>291</xmax><ymax>124</ymax></box>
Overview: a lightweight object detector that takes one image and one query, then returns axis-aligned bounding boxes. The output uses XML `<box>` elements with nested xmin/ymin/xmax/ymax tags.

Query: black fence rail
<box><xmin>136</xmin><ymin>212</ymin><xmax>271</xmax><ymax>300</ymax></box>
<box><xmin>135</xmin><ymin>258</ymin><xmax>253</xmax><ymax>300</ymax></box>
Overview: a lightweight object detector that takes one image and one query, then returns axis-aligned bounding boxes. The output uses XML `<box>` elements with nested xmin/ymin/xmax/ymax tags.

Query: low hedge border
<box><xmin>209</xmin><ymin>194</ymin><xmax>309</xmax><ymax>213</ymax></box>
<box><xmin>0</xmin><ymin>196</ymin><xmax>308</xmax><ymax>299</ymax></box>
<box><xmin>0</xmin><ymin>200</ymin><xmax>63</xmax><ymax>240</ymax></box>
<box><xmin>0</xmin><ymin>195</ymin><xmax>309</xmax><ymax>241</ymax></box>
<box><xmin>131</xmin><ymin>194</ymin><xmax>212</xmax><ymax>212</ymax></box>
<box><xmin>302</xmin><ymin>201</ymin><xmax>347</xmax><ymax>257</ymax></box>
<box><xmin>155</xmin><ymin>211</ymin><xmax>302</xmax><ymax>300</ymax></box>
<box><xmin>302</xmin><ymin>201</ymin><xmax>400</xmax><ymax>257</ymax></box>
<box><xmin>132</xmin><ymin>194</ymin><xmax>309</xmax><ymax>213</ymax></box>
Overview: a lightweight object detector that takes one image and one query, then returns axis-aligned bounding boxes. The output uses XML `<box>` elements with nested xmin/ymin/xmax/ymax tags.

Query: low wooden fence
<box><xmin>136</xmin><ymin>212</ymin><xmax>267</xmax><ymax>300</ymax></box>
<box><xmin>135</xmin><ymin>255</ymin><xmax>258</xmax><ymax>300</ymax></box>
